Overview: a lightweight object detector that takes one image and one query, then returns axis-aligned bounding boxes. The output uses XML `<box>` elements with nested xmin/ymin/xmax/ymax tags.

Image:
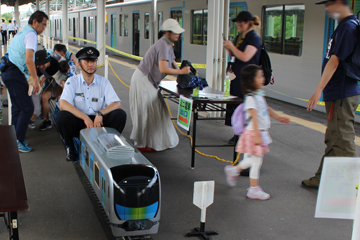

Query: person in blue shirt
<box><xmin>1</xmin><ymin>10</ymin><xmax>48</xmax><ymax>152</ymax></box>
<box><xmin>302</xmin><ymin>0</ymin><xmax>360</xmax><ymax>189</ymax></box>
<box><xmin>56</xmin><ymin>47</ymin><xmax>127</xmax><ymax>162</ymax></box>
<box><xmin>223</xmin><ymin>11</ymin><xmax>261</xmax><ymax>144</ymax></box>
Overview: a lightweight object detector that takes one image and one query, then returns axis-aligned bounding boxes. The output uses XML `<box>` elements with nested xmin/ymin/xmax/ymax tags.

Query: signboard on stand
<box><xmin>315</xmin><ymin>157</ymin><xmax>360</xmax><ymax>219</ymax></box>
<box><xmin>177</xmin><ymin>96</ymin><xmax>193</xmax><ymax>131</ymax></box>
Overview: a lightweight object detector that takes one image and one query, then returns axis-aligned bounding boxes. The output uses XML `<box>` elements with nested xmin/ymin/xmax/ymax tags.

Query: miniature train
<box><xmin>79</xmin><ymin>127</ymin><xmax>161</xmax><ymax>237</ymax></box>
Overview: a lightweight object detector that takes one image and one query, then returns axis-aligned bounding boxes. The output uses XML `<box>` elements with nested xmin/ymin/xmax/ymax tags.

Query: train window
<box><xmin>69</xmin><ymin>18</ymin><xmax>71</xmax><ymax>31</ymax></box>
<box><xmin>191</xmin><ymin>10</ymin><xmax>208</xmax><ymax>45</ymax></box>
<box><xmin>124</xmin><ymin>14</ymin><xmax>128</xmax><ymax>37</ymax></box>
<box><xmin>119</xmin><ymin>14</ymin><xmax>122</xmax><ymax>36</ymax></box>
<box><xmin>262</xmin><ymin>4</ymin><xmax>305</xmax><ymax>56</ymax></box>
<box><xmin>144</xmin><ymin>13</ymin><xmax>150</xmax><ymax>39</ymax></box>
<box><xmin>158</xmin><ymin>11</ymin><xmax>163</xmax><ymax>31</ymax></box>
<box><xmin>89</xmin><ymin>17</ymin><xmax>93</xmax><ymax>33</ymax></box>
<box><xmin>95</xmin><ymin>162</ymin><xmax>100</xmax><ymax>189</ymax></box>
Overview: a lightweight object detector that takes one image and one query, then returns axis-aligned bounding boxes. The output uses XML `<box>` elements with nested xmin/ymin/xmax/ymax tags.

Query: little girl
<box><xmin>224</xmin><ymin>64</ymin><xmax>290</xmax><ymax>200</ymax></box>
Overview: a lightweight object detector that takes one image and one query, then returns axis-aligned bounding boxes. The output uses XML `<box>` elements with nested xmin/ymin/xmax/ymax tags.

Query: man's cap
<box><xmin>76</xmin><ymin>47</ymin><xmax>99</xmax><ymax>60</ymax></box>
<box><xmin>232</xmin><ymin>11</ymin><xmax>255</xmax><ymax>22</ymax></box>
<box><xmin>35</xmin><ymin>49</ymin><xmax>51</xmax><ymax>65</ymax></box>
<box><xmin>161</xmin><ymin>18</ymin><xmax>185</xmax><ymax>34</ymax></box>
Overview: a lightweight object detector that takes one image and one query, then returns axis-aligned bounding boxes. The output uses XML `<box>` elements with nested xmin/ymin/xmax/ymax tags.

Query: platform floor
<box><xmin>0</xmin><ymin>46</ymin><xmax>358</xmax><ymax>240</ymax></box>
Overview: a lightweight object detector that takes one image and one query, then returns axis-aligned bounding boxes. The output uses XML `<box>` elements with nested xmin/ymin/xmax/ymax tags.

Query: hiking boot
<box><xmin>224</xmin><ymin>166</ymin><xmax>239</xmax><ymax>187</ymax></box>
<box><xmin>246</xmin><ymin>186</ymin><xmax>270</xmax><ymax>200</ymax></box>
<box><xmin>28</xmin><ymin>120</ymin><xmax>35</xmax><ymax>129</ymax></box>
<box><xmin>301</xmin><ymin>177</ymin><xmax>319</xmax><ymax>189</ymax></box>
<box><xmin>39</xmin><ymin>120</ymin><xmax>52</xmax><ymax>131</ymax></box>
<box><xmin>18</xmin><ymin>142</ymin><xmax>32</xmax><ymax>153</ymax></box>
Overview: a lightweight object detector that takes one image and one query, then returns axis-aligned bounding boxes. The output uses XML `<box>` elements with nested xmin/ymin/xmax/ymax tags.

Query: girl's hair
<box><xmin>249</xmin><ymin>15</ymin><xmax>261</xmax><ymax>29</ymax></box>
<box><xmin>241</xmin><ymin>64</ymin><xmax>263</xmax><ymax>95</ymax></box>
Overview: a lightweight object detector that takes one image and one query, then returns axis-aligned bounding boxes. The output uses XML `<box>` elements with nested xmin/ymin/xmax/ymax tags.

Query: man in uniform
<box><xmin>1</xmin><ymin>19</ymin><xmax>7</xmax><ymax>45</ymax></box>
<box><xmin>56</xmin><ymin>47</ymin><xmax>127</xmax><ymax>162</ymax></box>
<box><xmin>1</xmin><ymin>10</ymin><xmax>48</xmax><ymax>152</ymax></box>
<box><xmin>302</xmin><ymin>0</ymin><xmax>360</xmax><ymax>188</ymax></box>
<box><xmin>7</xmin><ymin>20</ymin><xmax>15</xmax><ymax>39</ymax></box>
<box><xmin>14</xmin><ymin>20</ymin><xmax>18</xmax><ymax>34</ymax></box>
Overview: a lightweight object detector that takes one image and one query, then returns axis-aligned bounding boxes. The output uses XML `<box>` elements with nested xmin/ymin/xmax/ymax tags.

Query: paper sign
<box><xmin>315</xmin><ymin>157</ymin><xmax>360</xmax><ymax>219</ymax></box>
<box><xmin>177</xmin><ymin>96</ymin><xmax>193</xmax><ymax>131</ymax></box>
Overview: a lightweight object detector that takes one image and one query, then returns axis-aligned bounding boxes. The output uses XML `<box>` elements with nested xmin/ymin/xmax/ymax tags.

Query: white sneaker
<box><xmin>246</xmin><ymin>186</ymin><xmax>270</xmax><ymax>200</ymax></box>
<box><xmin>224</xmin><ymin>166</ymin><xmax>239</xmax><ymax>187</ymax></box>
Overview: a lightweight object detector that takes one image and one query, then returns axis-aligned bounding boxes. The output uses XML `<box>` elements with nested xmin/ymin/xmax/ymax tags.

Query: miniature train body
<box><xmin>79</xmin><ymin>127</ymin><xmax>161</xmax><ymax>237</ymax></box>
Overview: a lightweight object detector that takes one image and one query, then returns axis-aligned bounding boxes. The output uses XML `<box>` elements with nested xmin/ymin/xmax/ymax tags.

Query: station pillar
<box><xmin>97</xmin><ymin>0</ymin><xmax>106</xmax><ymax>65</ymax></box>
<box><xmin>206</xmin><ymin>0</ymin><xmax>229</xmax><ymax>91</ymax></box>
<box><xmin>14</xmin><ymin>0</ymin><xmax>20</xmax><ymax>26</ymax></box>
<box><xmin>45</xmin><ymin>0</ymin><xmax>50</xmax><ymax>39</ymax></box>
<box><xmin>62</xmin><ymin>0</ymin><xmax>68</xmax><ymax>46</ymax></box>
<box><xmin>150</xmin><ymin>0</ymin><xmax>157</xmax><ymax>46</ymax></box>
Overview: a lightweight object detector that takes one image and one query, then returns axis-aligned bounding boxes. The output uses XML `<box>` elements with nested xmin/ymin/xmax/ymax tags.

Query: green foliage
<box><xmin>1</xmin><ymin>12</ymin><xmax>13</xmax><ymax>23</ymax></box>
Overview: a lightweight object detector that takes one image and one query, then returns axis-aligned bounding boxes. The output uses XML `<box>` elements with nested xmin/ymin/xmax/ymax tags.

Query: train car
<box><xmin>79</xmin><ymin>127</ymin><xmax>161</xmax><ymax>238</ymax></box>
<box><xmin>48</xmin><ymin>0</ymin><xmax>360</xmax><ymax>121</ymax></box>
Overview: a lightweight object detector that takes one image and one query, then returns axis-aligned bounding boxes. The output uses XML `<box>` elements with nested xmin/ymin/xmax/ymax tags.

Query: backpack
<box><xmin>259</xmin><ymin>44</ymin><xmax>274</xmax><ymax>85</ymax></box>
<box><xmin>342</xmin><ymin>19</ymin><xmax>360</xmax><ymax>81</ymax></box>
<box><xmin>231</xmin><ymin>95</ymin><xmax>253</xmax><ymax>135</ymax></box>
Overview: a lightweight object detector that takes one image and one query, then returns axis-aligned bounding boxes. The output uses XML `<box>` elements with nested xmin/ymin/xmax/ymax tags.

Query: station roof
<box><xmin>3</xmin><ymin>0</ymin><xmax>33</xmax><ymax>7</ymax></box>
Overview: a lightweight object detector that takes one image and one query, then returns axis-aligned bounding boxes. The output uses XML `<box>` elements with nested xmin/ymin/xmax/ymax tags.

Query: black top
<box><xmin>230</xmin><ymin>30</ymin><xmax>261</xmax><ymax>98</ymax></box>
<box><xmin>37</xmin><ymin>57</ymin><xmax>59</xmax><ymax>78</ymax></box>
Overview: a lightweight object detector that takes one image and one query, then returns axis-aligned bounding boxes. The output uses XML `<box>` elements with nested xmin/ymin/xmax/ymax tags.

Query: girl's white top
<box><xmin>245</xmin><ymin>95</ymin><xmax>270</xmax><ymax>130</ymax></box>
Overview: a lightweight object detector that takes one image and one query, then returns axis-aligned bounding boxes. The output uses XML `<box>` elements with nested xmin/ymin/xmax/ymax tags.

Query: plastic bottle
<box><xmin>224</xmin><ymin>75</ymin><xmax>230</xmax><ymax>97</ymax></box>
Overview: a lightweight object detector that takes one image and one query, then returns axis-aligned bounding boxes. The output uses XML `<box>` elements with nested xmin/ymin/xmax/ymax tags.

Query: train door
<box><xmin>73</xmin><ymin>18</ymin><xmax>76</xmax><ymax>42</ymax></box>
<box><xmin>170</xmin><ymin>9</ymin><xmax>182</xmax><ymax>62</ymax></box>
<box><xmin>95</xmin><ymin>16</ymin><xmax>97</xmax><ymax>47</ymax></box>
<box><xmin>132</xmin><ymin>12</ymin><xmax>140</xmax><ymax>56</ymax></box>
<box><xmin>83</xmin><ymin>16</ymin><xmax>87</xmax><ymax>45</ymax></box>
<box><xmin>111</xmin><ymin>14</ymin><xmax>117</xmax><ymax>49</ymax></box>
<box><xmin>55</xmin><ymin>19</ymin><xmax>57</xmax><ymax>38</ymax></box>
<box><xmin>60</xmin><ymin>19</ymin><xmax>62</xmax><ymax>39</ymax></box>
<box><xmin>229</xmin><ymin>2</ymin><xmax>247</xmax><ymax>40</ymax></box>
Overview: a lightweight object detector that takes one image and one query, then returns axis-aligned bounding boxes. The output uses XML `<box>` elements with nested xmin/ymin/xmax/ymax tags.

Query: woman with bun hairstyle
<box><xmin>223</xmin><ymin>11</ymin><xmax>261</xmax><ymax>145</ymax></box>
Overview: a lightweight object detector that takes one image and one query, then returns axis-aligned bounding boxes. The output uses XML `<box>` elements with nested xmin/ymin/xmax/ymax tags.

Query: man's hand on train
<box><xmin>307</xmin><ymin>90</ymin><xmax>322</xmax><ymax>111</ymax></box>
<box><xmin>84</xmin><ymin>116</ymin><xmax>94</xmax><ymax>128</ymax></box>
<box><xmin>94</xmin><ymin>115</ymin><xmax>103</xmax><ymax>128</ymax></box>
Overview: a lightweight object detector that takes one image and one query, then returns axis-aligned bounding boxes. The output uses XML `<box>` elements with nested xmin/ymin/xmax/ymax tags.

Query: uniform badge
<box><xmin>92</xmin><ymin>98</ymin><xmax>98</xmax><ymax>102</ymax></box>
<box><xmin>66</xmin><ymin>81</ymin><xmax>70</xmax><ymax>85</ymax></box>
<box><xmin>87</xmin><ymin>50</ymin><xmax>93</xmax><ymax>55</ymax></box>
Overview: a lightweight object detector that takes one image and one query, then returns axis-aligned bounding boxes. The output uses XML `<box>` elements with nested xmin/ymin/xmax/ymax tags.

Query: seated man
<box><xmin>35</xmin><ymin>49</ymin><xmax>63</xmax><ymax>131</ymax></box>
<box><xmin>56</xmin><ymin>47</ymin><xmax>127</xmax><ymax>162</ymax></box>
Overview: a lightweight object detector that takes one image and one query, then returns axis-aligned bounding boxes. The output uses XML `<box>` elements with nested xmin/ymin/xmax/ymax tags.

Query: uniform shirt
<box><xmin>7</xmin><ymin>23</ymin><xmax>14</xmax><ymax>31</ymax></box>
<box><xmin>245</xmin><ymin>95</ymin><xmax>270</xmax><ymax>131</ymax></box>
<box><xmin>138</xmin><ymin>36</ymin><xmax>175</xmax><ymax>88</ymax></box>
<box><xmin>14</xmin><ymin>24</ymin><xmax>18</xmax><ymax>31</ymax></box>
<box><xmin>322</xmin><ymin>15</ymin><xmax>360</xmax><ymax>101</ymax></box>
<box><xmin>1</xmin><ymin>22</ymin><xmax>7</xmax><ymax>31</ymax></box>
<box><xmin>60</xmin><ymin>74</ymin><xmax>121</xmax><ymax>116</ymax></box>
<box><xmin>230</xmin><ymin>30</ymin><xmax>261</xmax><ymax>97</ymax></box>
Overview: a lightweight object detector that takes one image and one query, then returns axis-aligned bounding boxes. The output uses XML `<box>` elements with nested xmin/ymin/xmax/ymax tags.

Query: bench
<box><xmin>0</xmin><ymin>126</ymin><xmax>29</xmax><ymax>240</ymax></box>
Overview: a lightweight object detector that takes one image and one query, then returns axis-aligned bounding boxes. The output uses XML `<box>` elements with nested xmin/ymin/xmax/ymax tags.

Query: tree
<box><xmin>1</xmin><ymin>12</ymin><xmax>13</xmax><ymax>22</ymax></box>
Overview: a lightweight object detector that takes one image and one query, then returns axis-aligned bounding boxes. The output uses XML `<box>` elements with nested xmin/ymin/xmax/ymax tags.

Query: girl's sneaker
<box><xmin>246</xmin><ymin>186</ymin><xmax>270</xmax><ymax>200</ymax></box>
<box><xmin>18</xmin><ymin>142</ymin><xmax>32</xmax><ymax>153</ymax></box>
<box><xmin>224</xmin><ymin>166</ymin><xmax>239</xmax><ymax>187</ymax></box>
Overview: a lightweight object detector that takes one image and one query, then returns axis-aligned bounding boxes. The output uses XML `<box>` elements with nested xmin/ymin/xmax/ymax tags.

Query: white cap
<box><xmin>161</xmin><ymin>18</ymin><xmax>185</xmax><ymax>34</ymax></box>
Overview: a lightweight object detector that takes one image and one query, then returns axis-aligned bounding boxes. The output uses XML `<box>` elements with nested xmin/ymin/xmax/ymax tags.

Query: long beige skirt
<box><xmin>129</xmin><ymin>68</ymin><xmax>179</xmax><ymax>151</ymax></box>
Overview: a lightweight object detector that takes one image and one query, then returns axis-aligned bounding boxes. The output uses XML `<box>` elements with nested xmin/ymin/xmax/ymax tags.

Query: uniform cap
<box><xmin>35</xmin><ymin>49</ymin><xmax>51</xmax><ymax>65</ymax></box>
<box><xmin>76</xmin><ymin>47</ymin><xmax>99</xmax><ymax>60</ymax></box>
<box><xmin>161</xmin><ymin>18</ymin><xmax>185</xmax><ymax>34</ymax></box>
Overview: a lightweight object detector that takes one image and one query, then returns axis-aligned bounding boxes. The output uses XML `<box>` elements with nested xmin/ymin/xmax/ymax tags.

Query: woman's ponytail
<box><xmin>253</xmin><ymin>15</ymin><xmax>261</xmax><ymax>27</ymax></box>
